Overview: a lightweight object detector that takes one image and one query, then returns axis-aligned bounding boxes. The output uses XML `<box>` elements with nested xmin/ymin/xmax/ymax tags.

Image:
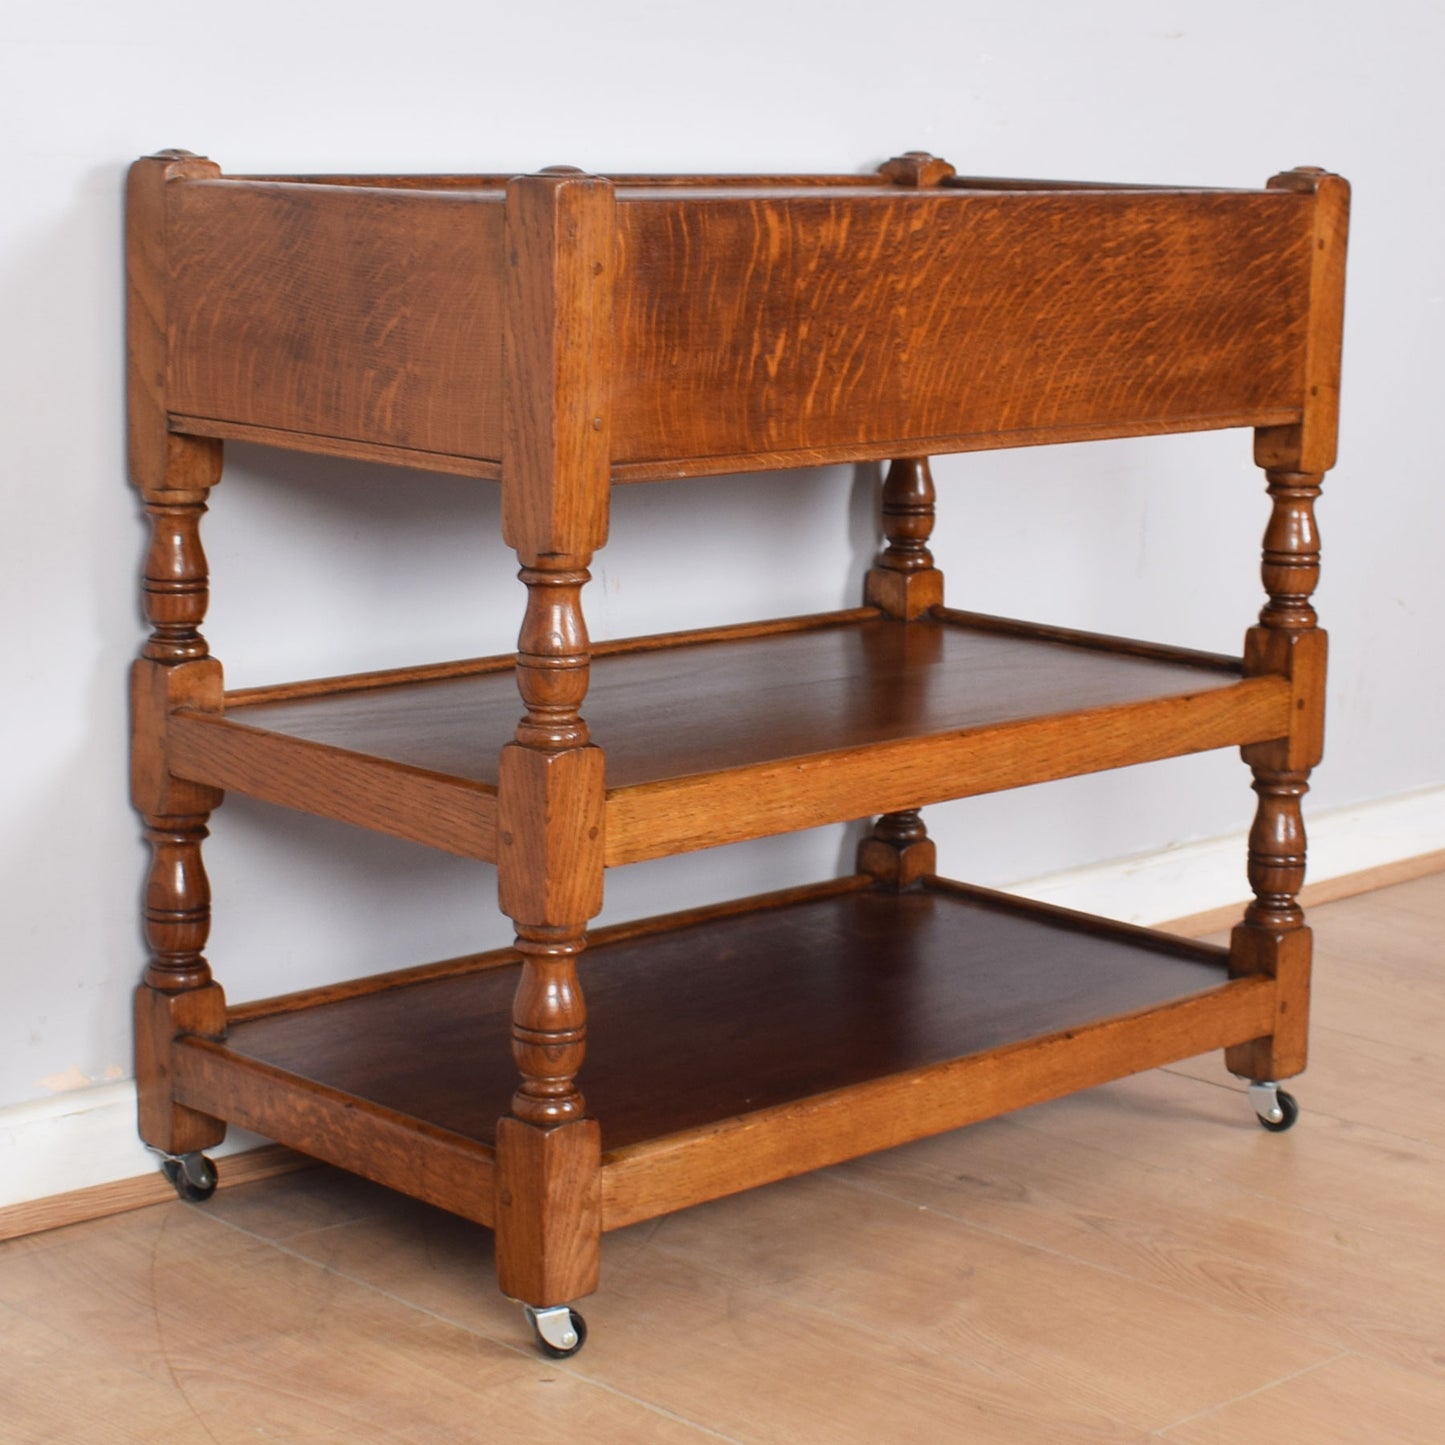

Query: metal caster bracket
<box><xmin>1245</xmin><ymin>1080</ymin><xmax>1300</xmax><ymax>1132</ymax></box>
<box><xmin>523</xmin><ymin>1303</ymin><xmax>587</xmax><ymax>1359</ymax></box>
<box><xmin>153</xmin><ymin>1149</ymin><xmax>219</xmax><ymax>1202</ymax></box>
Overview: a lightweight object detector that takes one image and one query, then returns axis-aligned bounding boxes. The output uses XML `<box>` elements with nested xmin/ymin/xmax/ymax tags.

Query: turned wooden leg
<box><xmin>1227</xmin><ymin>465</ymin><xmax>1327</xmax><ymax>1085</ymax></box>
<box><xmin>494</xmin><ymin>556</ymin><xmax>604</xmax><ymax>1307</ymax></box>
<box><xmin>1226</xmin><ymin>769</ymin><xmax>1312</xmax><ymax>1082</ymax></box>
<box><xmin>858</xmin><ymin>809</ymin><xmax>937</xmax><ymax>890</ymax></box>
<box><xmin>129</xmin><ymin>451</ymin><xmax>228</xmax><ymax>1155</ymax></box>
<box><xmin>128</xmin><ymin>155</ymin><xmax>231</xmax><ymax>1161</ymax></box>
<box><xmin>493</xmin><ymin>167</ymin><xmax>612</xmax><ymax>1313</ymax></box>
<box><xmin>134</xmin><ymin>815</ymin><xmax>227</xmax><ymax>1153</ymax></box>
<box><xmin>864</xmin><ymin>457</ymin><xmax>944</xmax><ymax>619</ymax></box>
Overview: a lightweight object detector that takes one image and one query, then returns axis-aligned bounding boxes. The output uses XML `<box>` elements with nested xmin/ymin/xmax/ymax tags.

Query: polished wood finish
<box><xmin>174</xmin><ymin>1039</ymin><xmax>496</xmax><ymax>1226</ymax></box>
<box><xmin>161</xmin><ymin>879</ymin><xmax>1275</xmax><ymax>1236</ymax></box>
<box><xmin>127</xmin><ymin>153</ymin><xmax>1346</xmax><ymax>1324</ymax></box>
<box><xmin>608</xmin><ymin>188</ymin><xmax>1311</xmax><ymax>469</ymax></box>
<box><xmin>1224</xmin><ymin>169</ymin><xmax>1348</xmax><ymax>1083</ymax></box>
<box><xmin>127</xmin><ymin>152</ymin><xmax>232</xmax><ymax>1158</ymax></box>
<box><xmin>16</xmin><ymin>879</ymin><xmax>1445</xmax><ymax>1440</ymax></box>
<box><xmin>864</xmin><ymin>456</ymin><xmax>944</xmax><ymax>619</ymax></box>
<box><xmin>492</xmin><ymin>168</ymin><xmax>613</xmax><ymax>1303</ymax></box>
<box><xmin>856</xmin><ymin>809</ymin><xmax>937</xmax><ymax>889</ymax></box>
<box><xmin>158</xmin><ymin>168</ymin><xmax>1319</xmax><ymax>481</ymax></box>
<box><xmin>168</xmin><ymin>180</ymin><xmax>507</xmax><ymax>465</ymax></box>
<box><xmin>164</xmin><ymin>611</ymin><xmax>1291</xmax><ymax>863</ymax></box>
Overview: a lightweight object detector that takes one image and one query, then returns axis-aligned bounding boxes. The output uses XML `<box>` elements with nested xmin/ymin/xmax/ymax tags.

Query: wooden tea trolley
<box><xmin>127</xmin><ymin>149</ymin><xmax>1347</xmax><ymax>1356</ymax></box>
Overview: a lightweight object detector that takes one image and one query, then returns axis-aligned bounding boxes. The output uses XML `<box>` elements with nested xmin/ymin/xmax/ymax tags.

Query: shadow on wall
<box><xmin>158</xmin><ymin>442</ymin><xmax>886</xmax><ymax>1014</ymax></box>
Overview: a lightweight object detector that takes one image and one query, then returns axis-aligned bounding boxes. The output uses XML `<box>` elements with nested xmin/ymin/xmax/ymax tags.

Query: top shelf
<box><xmin>151</xmin><ymin>157</ymin><xmax>1323</xmax><ymax>482</ymax></box>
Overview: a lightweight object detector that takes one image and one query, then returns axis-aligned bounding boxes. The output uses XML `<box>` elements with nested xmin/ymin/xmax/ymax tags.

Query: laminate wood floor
<box><xmin>4</xmin><ymin>873</ymin><xmax>1443</xmax><ymax>1443</ymax></box>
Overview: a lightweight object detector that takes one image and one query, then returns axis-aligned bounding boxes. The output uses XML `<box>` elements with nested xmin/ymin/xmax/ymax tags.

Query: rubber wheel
<box><xmin>1257</xmin><ymin>1089</ymin><xmax>1300</xmax><ymax>1133</ymax></box>
<box><xmin>533</xmin><ymin>1309</ymin><xmax>588</xmax><ymax>1360</ymax></box>
<box><xmin>162</xmin><ymin>1153</ymin><xmax>218</xmax><ymax>1202</ymax></box>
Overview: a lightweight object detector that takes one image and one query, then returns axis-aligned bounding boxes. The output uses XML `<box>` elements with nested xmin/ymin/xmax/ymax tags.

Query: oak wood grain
<box><xmin>606</xmin><ymin>678</ymin><xmax>1290</xmax><ymax>864</ymax></box>
<box><xmin>1254</xmin><ymin>169</ymin><xmax>1350</xmax><ymax>474</ymax></box>
<box><xmin>126</xmin><ymin>155</ymin><xmax>1348</xmax><ymax>1336</ymax></box>
<box><xmin>610</xmin><ymin>188</ymin><xmax>1313</xmax><ymax>466</ymax></box>
<box><xmin>174</xmin><ymin>1038</ymin><xmax>497</xmax><ymax>1226</ymax></box>
<box><xmin>500</xmin><ymin>171</ymin><xmax>614</xmax><ymax>559</ymax></box>
<box><xmin>168</xmin><ymin>711</ymin><xmax>499</xmax><ymax>859</ymax></box>
<box><xmin>166</xmin><ymin>613</ymin><xmax>1285</xmax><ymax>863</ymax></box>
<box><xmin>206</xmin><ymin>881</ymin><xmax>1241</xmax><ymax>1164</ymax></box>
<box><xmin>167</xmin><ymin>180</ymin><xmax>507</xmax><ymax>461</ymax></box>
<box><xmin>601</xmin><ymin>975</ymin><xmax>1274</xmax><ymax>1230</ymax></box>
<box><xmin>158</xmin><ymin>171</ymin><xmax>1322</xmax><ymax>478</ymax></box>
<box><xmin>126</xmin><ymin>150</ymin><xmax>220</xmax><ymax>493</ymax></box>
<box><xmin>494</xmin><ymin>1117</ymin><xmax>601</xmax><ymax>1305</ymax></box>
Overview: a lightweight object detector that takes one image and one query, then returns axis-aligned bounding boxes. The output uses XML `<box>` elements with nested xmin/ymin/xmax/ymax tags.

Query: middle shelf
<box><xmin>167</xmin><ymin>606</ymin><xmax>1291</xmax><ymax>863</ymax></box>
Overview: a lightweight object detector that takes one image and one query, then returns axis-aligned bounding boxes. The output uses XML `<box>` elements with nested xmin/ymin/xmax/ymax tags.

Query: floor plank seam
<box><xmin>1147</xmin><ymin>1349</ymin><xmax>1354</xmax><ymax>1436</ymax></box>
<box><xmin>186</xmin><ymin>1202</ymin><xmax>747</xmax><ymax>1443</ymax></box>
<box><xmin>191</xmin><ymin>1188</ymin><xmax>1130</xmax><ymax>1433</ymax></box>
<box><xmin>146</xmin><ymin>1208</ymin><xmax>230</xmax><ymax>1445</ymax></box>
<box><xmin>818</xmin><ymin>1167</ymin><xmax>1354</xmax><ymax>1352</ymax></box>
<box><xmin>622</xmin><ymin>1173</ymin><xmax>1337</xmax><ymax>1434</ymax></box>
<box><xmin>1155</xmin><ymin>1059</ymin><xmax>1445</xmax><ymax>1157</ymax></box>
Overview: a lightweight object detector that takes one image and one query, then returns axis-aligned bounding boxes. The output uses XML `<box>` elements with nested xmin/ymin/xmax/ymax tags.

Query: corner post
<box><xmin>127</xmin><ymin>150</ymin><xmax>230</xmax><ymax>1155</ymax></box>
<box><xmin>1227</xmin><ymin>167</ymin><xmax>1349</xmax><ymax>1084</ymax></box>
<box><xmin>495</xmin><ymin>167</ymin><xmax>614</xmax><ymax>1306</ymax></box>
<box><xmin>862</xmin><ymin>152</ymin><xmax>956</xmax><ymax>885</ymax></box>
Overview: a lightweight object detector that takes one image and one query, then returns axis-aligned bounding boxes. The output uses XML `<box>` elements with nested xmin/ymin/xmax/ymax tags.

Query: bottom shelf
<box><xmin>172</xmin><ymin>877</ymin><xmax>1275</xmax><ymax>1231</ymax></box>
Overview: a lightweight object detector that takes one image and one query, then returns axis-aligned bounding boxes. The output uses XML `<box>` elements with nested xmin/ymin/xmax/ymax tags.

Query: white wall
<box><xmin>2</xmin><ymin>2</ymin><xmax>1442</xmax><ymax>1141</ymax></box>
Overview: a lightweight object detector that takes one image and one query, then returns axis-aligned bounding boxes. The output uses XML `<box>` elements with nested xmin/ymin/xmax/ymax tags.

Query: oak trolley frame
<box><xmin>127</xmin><ymin>149</ymin><xmax>1347</xmax><ymax>1356</ymax></box>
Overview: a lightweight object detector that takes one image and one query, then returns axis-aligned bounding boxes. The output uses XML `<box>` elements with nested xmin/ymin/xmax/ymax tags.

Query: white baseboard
<box><xmin>1006</xmin><ymin>783</ymin><xmax>1445</xmax><ymax>927</ymax></box>
<box><xmin>0</xmin><ymin>1082</ymin><xmax>267</xmax><ymax>1211</ymax></box>
<box><xmin>3</xmin><ymin>784</ymin><xmax>1442</xmax><ymax>1213</ymax></box>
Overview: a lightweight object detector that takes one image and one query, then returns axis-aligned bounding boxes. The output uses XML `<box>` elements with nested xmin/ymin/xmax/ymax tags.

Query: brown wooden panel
<box><xmin>212</xmin><ymin>614</ymin><xmax>1255</xmax><ymax>791</ymax></box>
<box><xmin>601</xmin><ymin>974</ymin><xmax>1275</xmax><ymax>1229</ymax></box>
<box><xmin>214</xmin><ymin>882</ymin><xmax>1239</xmax><ymax>1157</ymax></box>
<box><xmin>173</xmin><ymin>1039</ymin><xmax>496</xmax><ymax>1226</ymax></box>
<box><xmin>611</xmin><ymin>188</ymin><xmax>1313</xmax><ymax>464</ymax></box>
<box><xmin>169</xmin><ymin>415</ymin><xmax>503</xmax><ymax>480</ymax></box>
<box><xmin>609</xmin><ymin>675</ymin><xmax>1289</xmax><ymax>863</ymax></box>
<box><xmin>608</xmin><ymin>410</ymin><xmax>1301</xmax><ymax>483</ymax></box>
<box><xmin>194</xmin><ymin>613</ymin><xmax>1279</xmax><ymax>858</ymax></box>
<box><xmin>169</xmin><ymin>712</ymin><xmax>498</xmax><ymax>860</ymax></box>
<box><xmin>167</xmin><ymin>180</ymin><xmax>506</xmax><ymax>460</ymax></box>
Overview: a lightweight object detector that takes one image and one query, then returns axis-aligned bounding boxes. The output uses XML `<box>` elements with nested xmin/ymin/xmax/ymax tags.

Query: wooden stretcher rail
<box><xmin>600</xmin><ymin>974</ymin><xmax>1277</xmax><ymax>1229</ymax></box>
<box><xmin>174</xmin><ymin>1039</ymin><xmax>498</xmax><ymax>1227</ymax></box>
<box><xmin>163</xmin><ymin>610</ymin><xmax>1291</xmax><ymax>865</ymax></box>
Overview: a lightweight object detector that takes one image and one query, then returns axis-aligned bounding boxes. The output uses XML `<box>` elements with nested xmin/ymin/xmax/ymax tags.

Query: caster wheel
<box><xmin>524</xmin><ymin>1304</ymin><xmax>587</xmax><ymax>1360</ymax></box>
<box><xmin>1246</xmin><ymin>1080</ymin><xmax>1300</xmax><ymax>1133</ymax></box>
<box><xmin>161</xmin><ymin>1152</ymin><xmax>218</xmax><ymax>1202</ymax></box>
<box><xmin>1257</xmin><ymin>1089</ymin><xmax>1300</xmax><ymax>1133</ymax></box>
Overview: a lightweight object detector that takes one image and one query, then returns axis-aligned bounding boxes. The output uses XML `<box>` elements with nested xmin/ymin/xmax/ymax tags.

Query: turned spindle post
<box><xmin>128</xmin><ymin>151</ymin><xmax>230</xmax><ymax>1156</ymax></box>
<box><xmin>504</xmin><ymin>556</ymin><xmax>597</xmax><ymax>1129</ymax></box>
<box><xmin>857</xmin><ymin>808</ymin><xmax>937</xmax><ymax>890</ymax></box>
<box><xmin>865</xmin><ymin>456</ymin><xmax>945</xmax><ymax>620</ymax></box>
<box><xmin>1227</xmin><ymin>468</ymin><xmax>1326</xmax><ymax>1084</ymax></box>
<box><xmin>1227</xmin><ymin>164</ymin><xmax>1348</xmax><ymax>1086</ymax></box>
<box><xmin>859</xmin><ymin>455</ymin><xmax>945</xmax><ymax>881</ymax></box>
<box><xmin>493</xmin><ymin>167</ymin><xmax>613</xmax><ymax>1307</ymax></box>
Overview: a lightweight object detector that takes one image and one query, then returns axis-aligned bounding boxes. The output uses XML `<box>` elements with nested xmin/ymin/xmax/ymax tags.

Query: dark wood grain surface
<box><xmin>219</xmin><ymin>882</ymin><xmax>1233</xmax><ymax>1152</ymax></box>
<box><xmin>211</xmin><ymin>613</ymin><xmax>1250</xmax><ymax>789</ymax></box>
